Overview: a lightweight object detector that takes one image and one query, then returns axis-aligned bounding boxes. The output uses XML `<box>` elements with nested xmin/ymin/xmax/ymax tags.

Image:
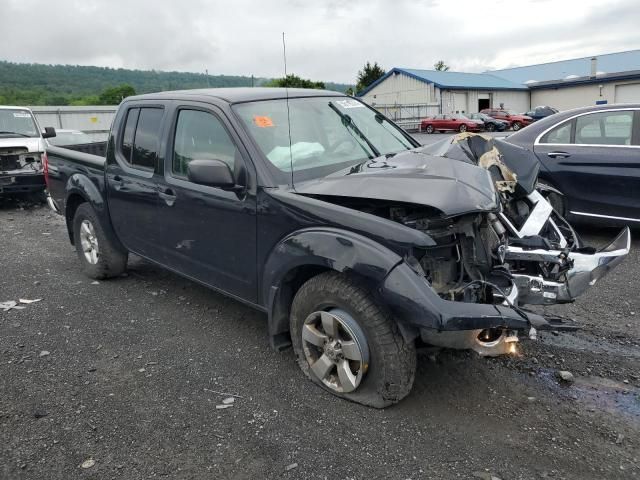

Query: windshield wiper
<box><xmin>0</xmin><ymin>131</ymin><xmax>31</xmax><ymax>137</ymax></box>
<box><xmin>328</xmin><ymin>102</ymin><xmax>381</xmax><ymax>158</ymax></box>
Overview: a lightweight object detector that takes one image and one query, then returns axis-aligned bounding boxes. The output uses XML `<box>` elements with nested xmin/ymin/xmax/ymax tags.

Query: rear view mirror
<box><xmin>42</xmin><ymin>127</ymin><xmax>56</xmax><ymax>139</ymax></box>
<box><xmin>187</xmin><ymin>159</ymin><xmax>236</xmax><ymax>189</ymax></box>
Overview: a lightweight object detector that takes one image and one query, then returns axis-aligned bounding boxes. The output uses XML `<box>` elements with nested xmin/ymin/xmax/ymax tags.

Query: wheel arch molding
<box><xmin>262</xmin><ymin>227</ymin><xmax>405</xmax><ymax>349</ymax></box>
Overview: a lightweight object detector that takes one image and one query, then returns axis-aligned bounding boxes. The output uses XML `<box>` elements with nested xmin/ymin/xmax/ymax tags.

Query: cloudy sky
<box><xmin>2</xmin><ymin>0</ymin><xmax>640</xmax><ymax>83</ymax></box>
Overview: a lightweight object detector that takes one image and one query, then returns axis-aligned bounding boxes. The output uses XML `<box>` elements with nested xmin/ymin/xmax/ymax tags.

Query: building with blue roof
<box><xmin>358</xmin><ymin>49</ymin><xmax>640</xmax><ymax>120</ymax></box>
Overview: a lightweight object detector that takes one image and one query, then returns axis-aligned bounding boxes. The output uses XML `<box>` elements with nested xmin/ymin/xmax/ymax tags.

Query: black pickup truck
<box><xmin>46</xmin><ymin>88</ymin><xmax>630</xmax><ymax>407</ymax></box>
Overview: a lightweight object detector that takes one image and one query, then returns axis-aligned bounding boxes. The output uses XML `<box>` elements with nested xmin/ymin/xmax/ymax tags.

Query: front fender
<box><xmin>262</xmin><ymin>227</ymin><xmax>405</xmax><ymax>345</ymax></box>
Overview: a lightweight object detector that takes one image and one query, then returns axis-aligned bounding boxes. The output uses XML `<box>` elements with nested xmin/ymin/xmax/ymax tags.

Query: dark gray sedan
<box><xmin>505</xmin><ymin>103</ymin><xmax>640</xmax><ymax>226</ymax></box>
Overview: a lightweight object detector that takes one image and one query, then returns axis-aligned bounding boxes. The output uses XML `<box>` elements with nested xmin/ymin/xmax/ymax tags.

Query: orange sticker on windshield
<box><xmin>253</xmin><ymin>115</ymin><xmax>274</xmax><ymax>128</ymax></box>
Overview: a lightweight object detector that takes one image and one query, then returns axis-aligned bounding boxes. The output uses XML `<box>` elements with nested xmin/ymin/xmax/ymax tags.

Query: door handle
<box><xmin>158</xmin><ymin>188</ymin><xmax>177</xmax><ymax>206</ymax></box>
<box><xmin>547</xmin><ymin>151</ymin><xmax>571</xmax><ymax>159</ymax></box>
<box><xmin>112</xmin><ymin>175</ymin><xmax>124</xmax><ymax>190</ymax></box>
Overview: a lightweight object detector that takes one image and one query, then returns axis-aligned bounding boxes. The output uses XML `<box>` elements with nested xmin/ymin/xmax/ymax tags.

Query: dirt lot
<box><xmin>1</xmin><ymin>198</ymin><xmax>639</xmax><ymax>480</ymax></box>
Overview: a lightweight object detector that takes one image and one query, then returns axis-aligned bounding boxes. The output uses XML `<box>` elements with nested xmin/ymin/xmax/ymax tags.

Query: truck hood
<box><xmin>294</xmin><ymin>149</ymin><xmax>499</xmax><ymax>217</ymax></box>
<box><xmin>0</xmin><ymin>137</ymin><xmax>44</xmax><ymax>153</ymax></box>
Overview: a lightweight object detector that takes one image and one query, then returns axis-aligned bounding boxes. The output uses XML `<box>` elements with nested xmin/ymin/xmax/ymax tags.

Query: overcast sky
<box><xmin>2</xmin><ymin>0</ymin><xmax>640</xmax><ymax>83</ymax></box>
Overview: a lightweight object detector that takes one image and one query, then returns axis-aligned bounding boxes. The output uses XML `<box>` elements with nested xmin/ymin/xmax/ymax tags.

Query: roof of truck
<box><xmin>126</xmin><ymin>87</ymin><xmax>345</xmax><ymax>104</ymax></box>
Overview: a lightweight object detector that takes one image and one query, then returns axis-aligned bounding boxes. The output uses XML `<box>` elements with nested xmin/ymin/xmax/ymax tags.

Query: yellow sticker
<box><xmin>89</xmin><ymin>116</ymin><xmax>98</xmax><ymax>123</ymax></box>
<box><xmin>253</xmin><ymin>115</ymin><xmax>274</xmax><ymax>128</ymax></box>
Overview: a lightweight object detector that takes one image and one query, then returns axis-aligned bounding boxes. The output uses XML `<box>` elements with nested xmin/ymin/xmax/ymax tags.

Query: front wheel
<box><xmin>73</xmin><ymin>203</ymin><xmax>128</xmax><ymax>279</ymax></box>
<box><xmin>511</xmin><ymin>121</ymin><xmax>522</xmax><ymax>131</ymax></box>
<box><xmin>424</xmin><ymin>124</ymin><xmax>434</xmax><ymax>134</ymax></box>
<box><xmin>485</xmin><ymin>123</ymin><xmax>495</xmax><ymax>132</ymax></box>
<box><xmin>290</xmin><ymin>272</ymin><xmax>416</xmax><ymax>408</ymax></box>
<box><xmin>458</xmin><ymin>124</ymin><xmax>468</xmax><ymax>133</ymax></box>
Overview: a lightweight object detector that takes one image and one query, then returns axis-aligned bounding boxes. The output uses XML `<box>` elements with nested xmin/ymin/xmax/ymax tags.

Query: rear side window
<box><xmin>119</xmin><ymin>107</ymin><xmax>164</xmax><ymax>171</ymax></box>
<box><xmin>541</xmin><ymin>121</ymin><xmax>572</xmax><ymax>144</ymax></box>
<box><xmin>575</xmin><ymin>111</ymin><xmax>633</xmax><ymax>145</ymax></box>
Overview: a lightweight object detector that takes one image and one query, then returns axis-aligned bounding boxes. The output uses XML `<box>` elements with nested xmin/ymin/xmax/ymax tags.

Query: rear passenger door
<box><xmin>534</xmin><ymin>109</ymin><xmax>640</xmax><ymax>220</ymax></box>
<box><xmin>154</xmin><ymin>103</ymin><xmax>258</xmax><ymax>302</ymax></box>
<box><xmin>106</xmin><ymin>105</ymin><xmax>165</xmax><ymax>258</ymax></box>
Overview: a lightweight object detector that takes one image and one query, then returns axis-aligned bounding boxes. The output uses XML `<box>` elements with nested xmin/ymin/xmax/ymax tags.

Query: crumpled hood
<box><xmin>294</xmin><ymin>149</ymin><xmax>499</xmax><ymax>217</ymax></box>
<box><xmin>0</xmin><ymin>137</ymin><xmax>44</xmax><ymax>153</ymax></box>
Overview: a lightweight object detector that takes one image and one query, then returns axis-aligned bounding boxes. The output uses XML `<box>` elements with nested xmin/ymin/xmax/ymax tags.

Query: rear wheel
<box><xmin>72</xmin><ymin>203</ymin><xmax>128</xmax><ymax>279</ymax></box>
<box><xmin>511</xmin><ymin>121</ymin><xmax>522</xmax><ymax>131</ymax></box>
<box><xmin>458</xmin><ymin>124</ymin><xmax>468</xmax><ymax>133</ymax></box>
<box><xmin>290</xmin><ymin>272</ymin><xmax>416</xmax><ymax>408</ymax></box>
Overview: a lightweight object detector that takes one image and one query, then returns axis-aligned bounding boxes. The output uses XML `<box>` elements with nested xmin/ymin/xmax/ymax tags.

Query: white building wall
<box><xmin>531</xmin><ymin>79</ymin><xmax>640</xmax><ymax>110</ymax></box>
<box><xmin>491</xmin><ymin>91</ymin><xmax>530</xmax><ymax>113</ymax></box>
<box><xmin>30</xmin><ymin>106</ymin><xmax>117</xmax><ymax>141</ymax></box>
<box><xmin>361</xmin><ymin>72</ymin><xmax>435</xmax><ymax>106</ymax></box>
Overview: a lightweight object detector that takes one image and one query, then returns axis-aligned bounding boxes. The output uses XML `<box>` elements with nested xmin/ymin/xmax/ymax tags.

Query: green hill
<box><xmin>0</xmin><ymin>61</ymin><xmax>353</xmax><ymax>105</ymax></box>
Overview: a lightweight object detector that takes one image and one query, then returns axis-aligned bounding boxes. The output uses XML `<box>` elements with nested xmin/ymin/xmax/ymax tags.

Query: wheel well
<box><xmin>65</xmin><ymin>193</ymin><xmax>87</xmax><ymax>245</ymax></box>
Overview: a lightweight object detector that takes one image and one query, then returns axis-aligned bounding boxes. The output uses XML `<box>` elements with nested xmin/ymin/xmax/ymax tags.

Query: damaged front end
<box><xmin>395</xmin><ymin>134</ymin><xmax>630</xmax><ymax>355</ymax></box>
<box><xmin>0</xmin><ymin>146</ymin><xmax>45</xmax><ymax>194</ymax></box>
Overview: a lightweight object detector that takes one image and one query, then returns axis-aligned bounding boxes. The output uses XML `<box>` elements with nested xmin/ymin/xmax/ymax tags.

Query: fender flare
<box><xmin>262</xmin><ymin>227</ymin><xmax>407</xmax><ymax>348</ymax></box>
<box><xmin>64</xmin><ymin>174</ymin><xmax>124</xmax><ymax>252</ymax></box>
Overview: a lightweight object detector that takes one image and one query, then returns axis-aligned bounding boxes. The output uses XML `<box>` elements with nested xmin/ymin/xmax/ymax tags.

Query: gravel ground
<box><xmin>1</xmin><ymin>195</ymin><xmax>639</xmax><ymax>480</ymax></box>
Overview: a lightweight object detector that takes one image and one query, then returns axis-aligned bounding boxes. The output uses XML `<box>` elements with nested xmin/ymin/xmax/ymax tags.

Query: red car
<box><xmin>479</xmin><ymin>108</ymin><xmax>532</xmax><ymax>131</ymax></box>
<box><xmin>420</xmin><ymin>114</ymin><xmax>482</xmax><ymax>134</ymax></box>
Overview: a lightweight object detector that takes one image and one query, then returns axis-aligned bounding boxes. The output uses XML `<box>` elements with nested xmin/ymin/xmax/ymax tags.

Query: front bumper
<box><xmin>0</xmin><ymin>172</ymin><xmax>45</xmax><ymax>194</ymax></box>
<box><xmin>509</xmin><ymin>227</ymin><xmax>631</xmax><ymax>305</ymax></box>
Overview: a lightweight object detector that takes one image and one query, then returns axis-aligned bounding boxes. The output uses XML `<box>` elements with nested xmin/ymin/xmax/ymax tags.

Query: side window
<box><xmin>132</xmin><ymin>108</ymin><xmax>163</xmax><ymax>171</ymax></box>
<box><xmin>172</xmin><ymin>109</ymin><xmax>238</xmax><ymax>177</ymax></box>
<box><xmin>121</xmin><ymin>108</ymin><xmax>139</xmax><ymax>162</ymax></box>
<box><xmin>575</xmin><ymin>111</ymin><xmax>633</xmax><ymax>145</ymax></box>
<box><xmin>540</xmin><ymin>121</ymin><xmax>572</xmax><ymax>144</ymax></box>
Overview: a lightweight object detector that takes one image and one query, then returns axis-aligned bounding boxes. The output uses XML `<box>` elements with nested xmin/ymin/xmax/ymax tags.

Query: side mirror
<box><xmin>42</xmin><ymin>127</ymin><xmax>56</xmax><ymax>139</ymax></box>
<box><xmin>187</xmin><ymin>159</ymin><xmax>236</xmax><ymax>189</ymax></box>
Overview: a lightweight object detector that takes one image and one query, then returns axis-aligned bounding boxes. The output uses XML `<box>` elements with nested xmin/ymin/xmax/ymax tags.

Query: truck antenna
<box><xmin>282</xmin><ymin>32</ymin><xmax>294</xmax><ymax>189</ymax></box>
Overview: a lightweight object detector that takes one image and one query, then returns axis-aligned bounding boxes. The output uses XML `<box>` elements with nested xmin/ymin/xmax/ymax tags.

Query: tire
<box><xmin>424</xmin><ymin>124</ymin><xmax>434</xmax><ymax>134</ymax></box>
<box><xmin>485</xmin><ymin>123</ymin><xmax>495</xmax><ymax>132</ymax></box>
<box><xmin>537</xmin><ymin>180</ymin><xmax>567</xmax><ymax>217</ymax></box>
<box><xmin>290</xmin><ymin>271</ymin><xmax>416</xmax><ymax>408</ymax></box>
<box><xmin>458</xmin><ymin>124</ymin><xmax>468</xmax><ymax>133</ymax></box>
<box><xmin>72</xmin><ymin>203</ymin><xmax>128</xmax><ymax>279</ymax></box>
<box><xmin>511</xmin><ymin>121</ymin><xmax>522</xmax><ymax>131</ymax></box>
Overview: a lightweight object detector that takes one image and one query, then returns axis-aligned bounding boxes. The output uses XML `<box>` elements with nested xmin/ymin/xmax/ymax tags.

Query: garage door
<box><xmin>453</xmin><ymin>92</ymin><xmax>468</xmax><ymax>113</ymax></box>
<box><xmin>615</xmin><ymin>83</ymin><xmax>640</xmax><ymax>103</ymax></box>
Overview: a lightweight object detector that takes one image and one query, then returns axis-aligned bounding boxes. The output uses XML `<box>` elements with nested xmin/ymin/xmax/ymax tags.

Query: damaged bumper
<box><xmin>0</xmin><ymin>171</ymin><xmax>45</xmax><ymax>194</ymax></box>
<box><xmin>509</xmin><ymin>227</ymin><xmax>631</xmax><ymax>305</ymax></box>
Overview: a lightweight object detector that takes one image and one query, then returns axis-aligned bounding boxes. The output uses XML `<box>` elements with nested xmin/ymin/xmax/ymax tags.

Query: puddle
<box><xmin>538</xmin><ymin>369</ymin><xmax>640</xmax><ymax>421</ymax></box>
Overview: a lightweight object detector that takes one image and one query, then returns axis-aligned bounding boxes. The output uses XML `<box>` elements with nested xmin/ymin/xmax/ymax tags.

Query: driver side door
<box><xmin>154</xmin><ymin>103</ymin><xmax>258</xmax><ymax>302</ymax></box>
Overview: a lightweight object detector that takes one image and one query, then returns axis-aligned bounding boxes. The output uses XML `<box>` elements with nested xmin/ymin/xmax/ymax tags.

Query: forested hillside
<box><xmin>0</xmin><ymin>61</ymin><xmax>352</xmax><ymax>105</ymax></box>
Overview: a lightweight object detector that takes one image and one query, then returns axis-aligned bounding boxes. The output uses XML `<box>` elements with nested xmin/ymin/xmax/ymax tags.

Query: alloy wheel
<box><xmin>79</xmin><ymin>219</ymin><xmax>99</xmax><ymax>264</ymax></box>
<box><xmin>301</xmin><ymin>309</ymin><xmax>369</xmax><ymax>393</ymax></box>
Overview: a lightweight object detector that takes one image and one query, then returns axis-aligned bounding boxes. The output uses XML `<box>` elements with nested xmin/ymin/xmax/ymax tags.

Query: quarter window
<box><xmin>541</xmin><ymin>121</ymin><xmax>572</xmax><ymax>144</ymax></box>
<box><xmin>172</xmin><ymin>109</ymin><xmax>238</xmax><ymax>177</ymax></box>
<box><xmin>575</xmin><ymin>111</ymin><xmax>633</xmax><ymax>145</ymax></box>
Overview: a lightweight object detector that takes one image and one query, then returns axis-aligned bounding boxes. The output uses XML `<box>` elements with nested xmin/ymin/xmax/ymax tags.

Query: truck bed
<box><xmin>46</xmin><ymin>144</ymin><xmax>106</xmax><ymax>215</ymax></box>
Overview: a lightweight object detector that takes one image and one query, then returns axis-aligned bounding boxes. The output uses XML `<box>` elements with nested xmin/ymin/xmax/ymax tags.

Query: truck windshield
<box><xmin>0</xmin><ymin>109</ymin><xmax>39</xmax><ymax>138</ymax></box>
<box><xmin>233</xmin><ymin>97</ymin><xmax>416</xmax><ymax>183</ymax></box>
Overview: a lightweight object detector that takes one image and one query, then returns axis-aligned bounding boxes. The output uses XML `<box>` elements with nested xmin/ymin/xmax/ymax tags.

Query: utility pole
<box><xmin>251</xmin><ymin>74</ymin><xmax>254</xmax><ymax>87</ymax></box>
<box><xmin>205</xmin><ymin>69</ymin><xmax>210</xmax><ymax>87</ymax></box>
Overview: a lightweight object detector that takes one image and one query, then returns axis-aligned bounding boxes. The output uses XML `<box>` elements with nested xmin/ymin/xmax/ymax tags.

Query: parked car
<box><xmin>47</xmin><ymin>129</ymin><xmax>93</xmax><ymax>146</ymax></box>
<box><xmin>0</xmin><ymin>106</ymin><xmax>56</xmax><ymax>196</ymax></box>
<box><xmin>506</xmin><ymin>103</ymin><xmax>640</xmax><ymax>226</ymax></box>
<box><xmin>480</xmin><ymin>108</ymin><xmax>533</xmax><ymax>131</ymax></box>
<box><xmin>420</xmin><ymin>114</ymin><xmax>482</xmax><ymax>133</ymax></box>
<box><xmin>45</xmin><ymin>88</ymin><xmax>629</xmax><ymax>407</ymax></box>
<box><xmin>523</xmin><ymin>106</ymin><xmax>559</xmax><ymax>122</ymax></box>
<box><xmin>468</xmin><ymin>113</ymin><xmax>509</xmax><ymax>132</ymax></box>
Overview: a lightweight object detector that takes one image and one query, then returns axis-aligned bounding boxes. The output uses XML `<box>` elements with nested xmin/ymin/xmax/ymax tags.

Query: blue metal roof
<box><xmin>357</xmin><ymin>67</ymin><xmax>528</xmax><ymax>96</ymax></box>
<box><xmin>488</xmin><ymin>49</ymin><xmax>640</xmax><ymax>84</ymax></box>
